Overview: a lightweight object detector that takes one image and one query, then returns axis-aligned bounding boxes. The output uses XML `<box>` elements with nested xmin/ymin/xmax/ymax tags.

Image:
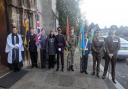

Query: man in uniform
<box><xmin>91</xmin><ymin>30</ymin><xmax>104</xmax><ymax>77</ymax></box>
<box><xmin>67</xmin><ymin>27</ymin><xmax>77</xmax><ymax>71</ymax></box>
<box><xmin>55</xmin><ymin>27</ymin><xmax>66</xmax><ymax>72</ymax></box>
<box><xmin>102</xmin><ymin>30</ymin><xmax>120</xmax><ymax>84</ymax></box>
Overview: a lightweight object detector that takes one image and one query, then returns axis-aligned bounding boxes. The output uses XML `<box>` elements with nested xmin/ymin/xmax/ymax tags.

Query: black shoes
<box><xmin>91</xmin><ymin>72</ymin><xmax>95</xmax><ymax>75</ymax></box>
<box><xmin>91</xmin><ymin>72</ymin><xmax>100</xmax><ymax>78</ymax></box>
<box><xmin>96</xmin><ymin>74</ymin><xmax>100</xmax><ymax>78</ymax></box>
<box><xmin>56</xmin><ymin>68</ymin><xmax>64</xmax><ymax>72</ymax></box>
<box><xmin>56</xmin><ymin>68</ymin><xmax>59</xmax><ymax>71</ymax></box>
<box><xmin>80</xmin><ymin>70</ymin><xmax>88</xmax><ymax>74</ymax></box>
<box><xmin>31</xmin><ymin>64</ymin><xmax>38</xmax><ymax>68</ymax></box>
<box><xmin>35</xmin><ymin>65</ymin><xmax>38</xmax><ymax>68</ymax></box>
<box><xmin>61</xmin><ymin>69</ymin><xmax>64</xmax><ymax>72</ymax></box>
<box><xmin>41</xmin><ymin>66</ymin><xmax>46</xmax><ymax>69</ymax></box>
<box><xmin>102</xmin><ymin>76</ymin><xmax>116</xmax><ymax>84</ymax></box>
<box><xmin>67</xmin><ymin>65</ymin><xmax>74</xmax><ymax>71</ymax></box>
<box><xmin>80</xmin><ymin>71</ymin><xmax>84</xmax><ymax>73</ymax></box>
<box><xmin>49</xmin><ymin>65</ymin><xmax>55</xmax><ymax>69</ymax></box>
<box><xmin>31</xmin><ymin>66</ymin><xmax>34</xmax><ymax>68</ymax></box>
<box><xmin>102</xmin><ymin>75</ymin><xmax>106</xmax><ymax>79</ymax></box>
<box><xmin>67</xmin><ymin>68</ymin><xmax>70</xmax><ymax>71</ymax></box>
<box><xmin>85</xmin><ymin>71</ymin><xmax>88</xmax><ymax>74</ymax></box>
<box><xmin>112</xmin><ymin>79</ymin><xmax>116</xmax><ymax>84</ymax></box>
<box><xmin>70</xmin><ymin>65</ymin><xmax>74</xmax><ymax>71</ymax></box>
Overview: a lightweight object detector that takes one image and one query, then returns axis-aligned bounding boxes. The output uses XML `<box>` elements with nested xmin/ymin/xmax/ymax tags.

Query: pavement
<box><xmin>0</xmin><ymin>48</ymin><xmax>116</xmax><ymax>89</ymax></box>
<box><xmin>0</xmin><ymin>65</ymin><xmax>9</xmax><ymax>77</ymax></box>
<box><xmin>114</xmin><ymin>60</ymin><xmax>128</xmax><ymax>89</ymax></box>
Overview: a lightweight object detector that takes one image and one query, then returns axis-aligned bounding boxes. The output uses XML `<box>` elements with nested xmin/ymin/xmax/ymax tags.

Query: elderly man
<box><xmin>5</xmin><ymin>24</ymin><xmax>24</xmax><ymax>72</ymax></box>
<box><xmin>102</xmin><ymin>30</ymin><xmax>120</xmax><ymax>84</ymax></box>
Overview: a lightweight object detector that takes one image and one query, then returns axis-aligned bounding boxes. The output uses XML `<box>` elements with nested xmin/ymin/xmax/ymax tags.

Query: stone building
<box><xmin>36</xmin><ymin>0</ymin><xmax>58</xmax><ymax>34</ymax></box>
<box><xmin>0</xmin><ymin>0</ymin><xmax>8</xmax><ymax>68</ymax></box>
<box><xmin>0</xmin><ymin>0</ymin><xmax>58</xmax><ymax>70</ymax></box>
<box><xmin>6</xmin><ymin>0</ymin><xmax>37</xmax><ymax>36</ymax></box>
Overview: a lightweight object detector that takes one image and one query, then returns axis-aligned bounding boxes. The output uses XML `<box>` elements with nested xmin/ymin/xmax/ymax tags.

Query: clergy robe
<box><xmin>5</xmin><ymin>33</ymin><xmax>24</xmax><ymax>71</ymax></box>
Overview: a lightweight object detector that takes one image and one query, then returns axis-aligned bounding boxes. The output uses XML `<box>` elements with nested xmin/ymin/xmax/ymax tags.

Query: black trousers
<box><xmin>92</xmin><ymin>53</ymin><xmax>102</xmax><ymax>74</ymax></box>
<box><xmin>40</xmin><ymin>49</ymin><xmax>47</xmax><ymax>68</ymax></box>
<box><xmin>8</xmin><ymin>61</ymin><xmax>23</xmax><ymax>72</ymax></box>
<box><xmin>21</xmin><ymin>51</ymin><xmax>25</xmax><ymax>61</ymax></box>
<box><xmin>48</xmin><ymin>55</ymin><xmax>55</xmax><ymax>69</ymax></box>
<box><xmin>29</xmin><ymin>51</ymin><xmax>38</xmax><ymax>67</ymax></box>
<box><xmin>81</xmin><ymin>55</ymin><xmax>88</xmax><ymax>72</ymax></box>
<box><xmin>103</xmin><ymin>54</ymin><xmax>117</xmax><ymax>80</ymax></box>
<box><xmin>57</xmin><ymin>52</ymin><xmax>64</xmax><ymax>70</ymax></box>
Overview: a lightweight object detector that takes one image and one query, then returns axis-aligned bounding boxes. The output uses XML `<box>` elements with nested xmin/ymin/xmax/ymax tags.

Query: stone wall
<box><xmin>37</xmin><ymin>0</ymin><xmax>58</xmax><ymax>34</ymax></box>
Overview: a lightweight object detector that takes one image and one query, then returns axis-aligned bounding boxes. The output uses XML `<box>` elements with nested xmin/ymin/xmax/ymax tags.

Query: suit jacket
<box><xmin>55</xmin><ymin>34</ymin><xmax>66</xmax><ymax>53</ymax></box>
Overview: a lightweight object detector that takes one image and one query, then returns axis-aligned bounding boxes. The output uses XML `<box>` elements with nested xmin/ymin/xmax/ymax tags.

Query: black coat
<box><xmin>55</xmin><ymin>34</ymin><xmax>66</xmax><ymax>53</ymax></box>
<box><xmin>29</xmin><ymin>34</ymin><xmax>37</xmax><ymax>52</ymax></box>
<box><xmin>46</xmin><ymin>35</ymin><xmax>56</xmax><ymax>55</ymax></box>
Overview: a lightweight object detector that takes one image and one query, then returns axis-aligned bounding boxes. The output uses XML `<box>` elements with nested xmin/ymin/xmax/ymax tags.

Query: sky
<box><xmin>79</xmin><ymin>0</ymin><xmax>128</xmax><ymax>28</ymax></box>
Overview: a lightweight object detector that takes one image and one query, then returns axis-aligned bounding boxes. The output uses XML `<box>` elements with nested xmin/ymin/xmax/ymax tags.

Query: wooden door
<box><xmin>0</xmin><ymin>0</ymin><xmax>8</xmax><ymax>66</ymax></box>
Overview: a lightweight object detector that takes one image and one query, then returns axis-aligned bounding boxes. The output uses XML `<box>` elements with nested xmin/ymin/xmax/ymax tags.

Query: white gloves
<box><xmin>84</xmin><ymin>48</ymin><xmax>88</xmax><ymax>50</ymax></box>
<box><xmin>58</xmin><ymin>48</ymin><xmax>61</xmax><ymax>51</ymax></box>
<box><xmin>109</xmin><ymin>54</ymin><xmax>113</xmax><ymax>59</ymax></box>
<box><xmin>14</xmin><ymin>44</ymin><xmax>19</xmax><ymax>49</ymax></box>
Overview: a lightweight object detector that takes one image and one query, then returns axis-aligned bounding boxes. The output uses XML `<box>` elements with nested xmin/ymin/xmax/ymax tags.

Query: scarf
<box><xmin>12</xmin><ymin>33</ymin><xmax>19</xmax><ymax>63</ymax></box>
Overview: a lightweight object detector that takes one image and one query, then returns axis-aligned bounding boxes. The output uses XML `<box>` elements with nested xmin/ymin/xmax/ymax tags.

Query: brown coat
<box><xmin>105</xmin><ymin>36</ymin><xmax>120</xmax><ymax>56</ymax></box>
<box><xmin>92</xmin><ymin>36</ymin><xmax>105</xmax><ymax>55</ymax></box>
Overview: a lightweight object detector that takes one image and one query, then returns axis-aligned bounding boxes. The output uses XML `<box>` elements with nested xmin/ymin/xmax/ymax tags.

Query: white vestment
<box><xmin>5</xmin><ymin>33</ymin><xmax>24</xmax><ymax>64</ymax></box>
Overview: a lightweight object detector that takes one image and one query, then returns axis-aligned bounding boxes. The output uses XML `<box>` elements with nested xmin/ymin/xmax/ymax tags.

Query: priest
<box><xmin>5</xmin><ymin>24</ymin><xmax>24</xmax><ymax>72</ymax></box>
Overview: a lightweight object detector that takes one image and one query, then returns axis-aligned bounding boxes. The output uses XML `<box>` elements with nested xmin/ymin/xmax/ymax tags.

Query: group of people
<box><xmin>5</xmin><ymin>24</ymin><xmax>67</xmax><ymax>72</ymax></box>
<box><xmin>92</xmin><ymin>30</ymin><xmax>120</xmax><ymax>83</ymax></box>
<box><xmin>81</xmin><ymin>30</ymin><xmax>120</xmax><ymax>84</ymax></box>
<box><xmin>5</xmin><ymin>23</ymin><xmax>120</xmax><ymax>84</ymax></box>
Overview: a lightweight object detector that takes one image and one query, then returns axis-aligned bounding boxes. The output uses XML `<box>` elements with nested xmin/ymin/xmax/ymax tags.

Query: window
<box><xmin>23</xmin><ymin>0</ymin><xmax>30</xmax><ymax>8</ymax></box>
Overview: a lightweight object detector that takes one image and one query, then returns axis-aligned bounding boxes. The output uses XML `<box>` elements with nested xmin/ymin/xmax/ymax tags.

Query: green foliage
<box><xmin>56</xmin><ymin>0</ymin><xmax>80</xmax><ymax>32</ymax></box>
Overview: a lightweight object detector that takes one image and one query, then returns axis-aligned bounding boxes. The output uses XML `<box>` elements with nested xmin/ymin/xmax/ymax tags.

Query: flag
<box><xmin>23</xmin><ymin>18</ymin><xmax>29</xmax><ymax>32</ymax></box>
<box><xmin>22</xmin><ymin>14</ymin><xmax>29</xmax><ymax>46</ymax></box>
<box><xmin>22</xmin><ymin>12</ymin><xmax>30</xmax><ymax>64</ymax></box>
<box><xmin>36</xmin><ymin>14</ymin><xmax>41</xmax><ymax>34</ymax></box>
<box><xmin>78</xmin><ymin>24</ymin><xmax>86</xmax><ymax>56</ymax></box>
<box><xmin>88</xmin><ymin>28</ymin><xmax>94</xmax><ymax>44</ymax></box>
<box><xmin>35</xmin><ymin>29</ymin><xmax>44</xmax><ymax>45</ymax></box>
<box><xmin>66</xmin><ymin>16</ymin><xmax>70</xmax><ymax>41</ymax></box>
<box><xmin>79</xmin><ymin>24</ymin><xmax>85</xmax><ymax>50</ymax></box>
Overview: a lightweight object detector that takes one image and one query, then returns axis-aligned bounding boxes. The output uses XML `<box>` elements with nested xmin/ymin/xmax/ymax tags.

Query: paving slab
<box><xmin>8</xmin><ymin>48</ymin><xmax>110</xmax><ymax>89</ymax></box>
